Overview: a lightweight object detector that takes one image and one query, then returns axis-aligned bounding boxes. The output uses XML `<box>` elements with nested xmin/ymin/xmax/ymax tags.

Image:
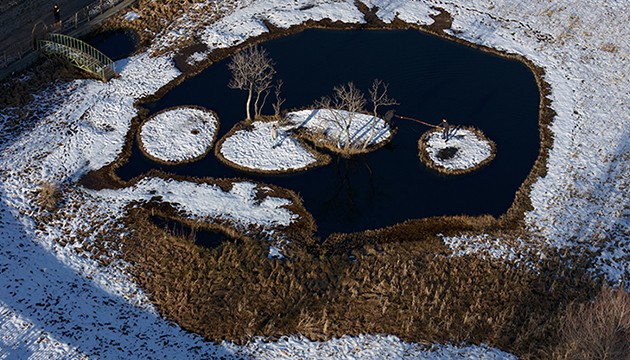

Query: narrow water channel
<box><xmin>117</xmin><ymin>29</ymin><xmax>540</xmax><ymax>237</ymax></box>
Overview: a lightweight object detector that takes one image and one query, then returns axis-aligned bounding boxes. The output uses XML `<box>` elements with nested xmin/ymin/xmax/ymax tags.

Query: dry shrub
<box><xmin>555</xmin><ymin>286</ymin><xmax>629</xmax><ymax>359</ymax></box>
<box><xmin>36</xmin><ymin>182</ymin><xmax>62</xmax><ymax>212</ymax></box>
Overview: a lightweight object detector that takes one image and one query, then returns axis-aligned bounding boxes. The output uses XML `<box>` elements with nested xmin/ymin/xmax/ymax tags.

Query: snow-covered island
<box><xmin>138</xmin><ymin>106</ymin><xmax>218</xmax><ymax>164</ymax></box>
<box><xmin>418</xmin><ymin>127</ymin><xmax>496</xmax><ymax>175</ymax></box>
<box><xmin>284</xmin><ymin>108</ymin><xmax>393</xmax><ymax>155</ymax></box>
<box><xmin>216</xmin><ymin>119</ymin><xmax>329</xmax><ymax>174</ymax></box>
<box><xmin>216</xmin><ymin>108</ymin><xmax>393</xmax><ymax>174</ymax></box>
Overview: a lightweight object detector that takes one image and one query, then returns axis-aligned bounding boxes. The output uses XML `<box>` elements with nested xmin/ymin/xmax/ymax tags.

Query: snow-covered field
<box><xmin>0</xmin><ymin>0</ymin><xmax>627</xmax><ymax>358</ymax></box>
<box><xmin>139</xmin><ymin>106</ymin><xmax>218</xmax><ymax>163</ymax></box>
<box><xmin>421</xmin><ymin>127</ymin><xmax>494</xmax><ymax>173</ymax></box>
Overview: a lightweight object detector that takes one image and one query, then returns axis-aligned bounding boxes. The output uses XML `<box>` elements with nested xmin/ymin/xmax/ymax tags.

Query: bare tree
<box><xmin>316</xmin><ymin>82</ymin><xmax>366</xmax><ymax>152</ymax></box>
<box><xmin>364</xmin><ymin>79</ymin><xmax>398</xmax><ymax>149</ymax></box>
<box><xmin>228</xmin><ymin>46</ymin><xmax>275</xmax><ymax>122</ymax></box>
<box><xmin>272</xmin><ymin>80</ymin><xmax>286</xmax><ymax>122</ymax></box>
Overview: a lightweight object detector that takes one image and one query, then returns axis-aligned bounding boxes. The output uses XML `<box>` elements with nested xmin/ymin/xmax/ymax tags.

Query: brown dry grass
<box><xmin>36</xmin><ymin>181</ymin><xmax>63</xmax><ymax>212</ymax></box>
<box><xmin>108</xmin><ymin>209</ymin><xmax>599</xmax><ymax>357</ymax></box>
<box><xmin>553</xmin><ymin>286</ymin><xmax>629</xmax><ymax>359</ymax></box>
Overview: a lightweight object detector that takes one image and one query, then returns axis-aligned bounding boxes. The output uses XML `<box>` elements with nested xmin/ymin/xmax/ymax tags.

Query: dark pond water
<box><xmin>117</xmin><ymin>29</ymin><xmax>540</xmax><ymax>237</ymax></box>
<box><xmin>151</xmin><ymin>216</ymin><xmax>235</xmax><ymax>249</ymax></box>
<box><xmin>87</xmin><ymin>30</ymin><xmax>137</xmax><ymax>61</ymax></box>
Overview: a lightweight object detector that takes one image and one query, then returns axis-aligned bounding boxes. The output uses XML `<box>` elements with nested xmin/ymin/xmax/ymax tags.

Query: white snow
<box><xmin>90</xmin><ymin>178</ymin><xmax>298</xmax><ymax>229</ymax></box>
<box><xmin>423</xmin><ymin>128</ymin><xmax>493</xmax><ymax>171</ymax></box>
<box><xmin>441</xmin><ymin>234</ymin><xmax>546</xmax><ymax>269</ymax></box>
<box><xmin>362</xmin><ymin>0</ymin><xmax>436</xmax><ymax>25</ymax></box>
<box><xmin>285</xmin><ymin>109</ymin><xmax>392</xmax><ymax>149</ymax></box>
<box><xmin>246</xmin><ymin>335</ymin><xmax>517</xmax><ymax>359</ymax></box>
<box><xmin>123</xmin><ymin>11</ymin><xmax>140</xmax><ymax>22</ymax></box>
<box><xmin>187</xmin><ymin>51</ymin><xmax>209</xmax><ymax>65</ymax></box>
<box><xmin>139</xmin><ymin>107</ymin><xmax>218</xmax><ymax>163</ymax></box>
<box><xmin>0</xmin><ymin>0</ymin><xmax>627</xmax><ymax>358</ymax></box>
<box><xmin>219</xmin><ymin>120</ymin><xmax>319</xmax><ymax>172</ymax></box>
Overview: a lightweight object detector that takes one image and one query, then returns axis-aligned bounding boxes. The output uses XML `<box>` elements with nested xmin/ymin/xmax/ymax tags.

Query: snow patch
<box><xmin>90</xmin><ymin>178</ymin><xmax>298</xmax><ymax>229</ymax></box>
<box><xmin>285</xmin><ymin>109</ymin><xmax>392</xmax><ymax>149</ymax></box>
<box><xmin>139</xmin><ymin>107</ymin><xmax>218</xmax><ymax>163</ymax></box>
<box><xmin>123</xmin><ymin>11</ymin><xmax>140</xmax><ymax>22</ymax></box>
<box><xmin>220</xmin><ymin>120</ymin><xmax>319</xmax><ymax>172</ymax></box>
<box><xmin>422</xmin><ymin>128</ymin><xmax>494</xmax><ymax>172</ymax></box>
<box><xmin>246</xmin><ymin>335</ymin><xmax>517</xmax><ymax>359</ymax></box>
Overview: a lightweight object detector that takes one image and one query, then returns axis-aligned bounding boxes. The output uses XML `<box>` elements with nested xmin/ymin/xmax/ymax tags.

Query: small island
<box><xmin>418</xmin><ymin>127</ymin><xmax>496</xmax><ymax>175</ymax></box>
<box><xmin>138</xmin><ymin>106</ymin><xmax>219</xmax><ymax>164</ymax></box>
<box><xmin>216</xmin><ymin>119</ymin><xmax>329</xmax><ymax>174</ymax></box>
<box><xmin>284</xmin><ymin>108</ymin><xmax>393</xmax><ymax>155</ymax></box>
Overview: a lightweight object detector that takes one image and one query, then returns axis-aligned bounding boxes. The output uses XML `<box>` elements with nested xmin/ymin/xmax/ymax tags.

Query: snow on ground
<box><xmin>285</xmin><ymin>109</ymin><xmax>392</xmax><ymax>149</ymax></box>
<box><xmin>247</xmin><ymin>335</ymin><xmax>517</xmax><ymax>360</ymax></box>
<box><xmin>139</xmin><ymin>107</ymin><xmax>218</xmax><ymax>163</ymax></box>
<box><xmin>434</xmin><ymin>0</ymin><xmax>629</xmax><ymax>282</ymax></box>
<box><xmin>422</xmin><ymin>128</ymin><xmax>494</xmax><ymax>172</ymax></box>
<box><xmin>441</xmin><ymin>234</ymin><xmax>546</xmax><ymax>269</ymax></box>
<box><xmin>154</xmin><ymin>0</ymin><xmax>365</xmax><ymax>60</ymax></box>
<box><xmin>363</xmin><ymin>0</ymin><xmax>436</xmax><ymax>25</ymax></box>
<box><xmin>219</xmin><ymin>120</ymin><xmax>319</xmax><ymax>172</ymax></box>
<box><xmin>91</xmin><ymin>177</ymin><xmax>298</xmax><ymax>229</ymax></box>
<box><xmin>0</xmin><ymin>0</ymin><xmax>627</xmax><ymax>358</ymax></box>
<box><xmin>123</xmin><ymin>11</ymin><xmax>140</xmax><ymax>22</ymax></box>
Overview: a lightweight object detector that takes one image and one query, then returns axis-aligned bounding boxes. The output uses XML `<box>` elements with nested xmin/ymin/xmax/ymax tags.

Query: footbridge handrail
<box><xmin>38</xmin><ymin>33</ymin><xmax>117</xmax><ymax>82</ymax></box>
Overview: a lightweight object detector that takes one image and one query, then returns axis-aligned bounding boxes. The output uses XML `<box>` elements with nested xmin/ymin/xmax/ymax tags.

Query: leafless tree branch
<box><xmin>228</xmin><ymin>45</ymin><xmax>275</xmax><ymax>121</ymax></box>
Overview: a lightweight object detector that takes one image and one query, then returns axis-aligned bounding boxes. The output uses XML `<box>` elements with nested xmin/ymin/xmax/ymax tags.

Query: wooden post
<box><xmin>100</xmin><ymin>0</ymin><xmax>103</xmax><ymax>15</ymax></box>
<box><xmin>74</xmin><ymin>13</ymin><xmax>78</xmax><ymax>29</ymax></box>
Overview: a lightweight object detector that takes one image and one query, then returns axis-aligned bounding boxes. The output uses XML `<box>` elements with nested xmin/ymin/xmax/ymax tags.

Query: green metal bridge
<box><xmin>38</xmin><ymin>33</ymin><xmax>118</xmax><ymax>82</ymax></box>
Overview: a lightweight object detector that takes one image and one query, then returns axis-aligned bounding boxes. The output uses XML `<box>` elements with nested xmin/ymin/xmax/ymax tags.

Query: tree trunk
<box><xmin>246</xmin><ymin>85</ymin><xmax>253</xmax><ymax>121</ymax></box>
<box><xmin>363</xmin><ymin>111</ymin><xmax>378</xmax><ymax>149</ymax></box>
<box><xmin>253</xmin><ymin>91</ymin><xmax>261</xmax><ymax>118</ymax></box>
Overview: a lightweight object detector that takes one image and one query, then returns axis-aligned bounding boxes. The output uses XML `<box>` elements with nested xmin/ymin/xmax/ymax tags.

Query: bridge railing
<box><xmin>39</xmin><ymin>33</ymin><xmax>117</xmax><ymax>81</ymax></box>
<box><xmin>0</xmin><ymin>0</ymin><xmax>128</xmax><ymax>70</ymax></box>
